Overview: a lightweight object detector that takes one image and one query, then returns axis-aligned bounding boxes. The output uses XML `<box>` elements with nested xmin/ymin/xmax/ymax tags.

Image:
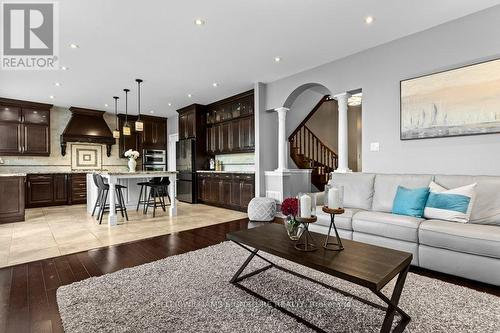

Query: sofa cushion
<box><xmin>419</xmin><ymin>219</ymin><xmax>500</xmax><ymax>259</ymax></box>
<box><xmin>315</xmin><ymin>207</ymin><xmax>360</xmax><ymax>231</ymax></box>
<box><xmin>352</xmin><ymin>211</ymin><xmax>424</xmax><ymax>242</ymax></box>
<box><xmin>329</xmin><ymin>173</ymin><xmax>375</xmax><ymax>210</ymax></box>
<box><xmin>434</xmin><ymin>175</ymin><xmax>500</xmax><ymax>225</ymax></box>
<box><xmin>372</xmin><ymin>174</ymin><xmax>433</xmax><ymax>212</ymax></box>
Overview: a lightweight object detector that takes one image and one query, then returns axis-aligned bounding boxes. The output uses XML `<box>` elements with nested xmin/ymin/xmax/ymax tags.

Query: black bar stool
<box><xmin>158</xmin><ymin>177</ymin><xmax>171</xmax><ymax>205</ymax></box>
<box><xmin>91</xmin><ymin>173</ymin><xmax>103</xmax><ymax>217</ymax></box>
<box><xmin>144</xmin><ymin>177</ymin><xmax>170</xmax><ymax>217</ymax></box>
<box><xmin>136</xmin><ymin>181</ymin><xmax>151</xmax><ymax>213</ymax></box>
<box><xmin>94</xmin><ymin>174</ymin><xmax>129</xmax><ymax>224</ymax></box>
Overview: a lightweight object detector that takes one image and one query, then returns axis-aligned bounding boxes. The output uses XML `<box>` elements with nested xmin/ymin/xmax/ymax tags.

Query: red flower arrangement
<box><xmin>281</xmin><ymin>197</ymin><xmax>299</xmax><ymax>217</ymax></box>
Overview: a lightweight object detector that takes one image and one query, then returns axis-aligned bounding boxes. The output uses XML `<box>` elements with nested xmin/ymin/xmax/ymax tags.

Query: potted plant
<box><xmin>124</xmin><ymin>149</ymin><xmax>140</xmax><ymax>172</ymax></box>
<box><xmin>281</xmin><ymin>197</ymin><xmax>302</xmax><ymax>240</ymax></box>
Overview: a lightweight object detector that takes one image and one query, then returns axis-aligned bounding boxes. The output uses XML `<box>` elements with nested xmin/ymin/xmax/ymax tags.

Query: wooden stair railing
<box><xmin>289</xmin><ymin>124</ymin><xmax>338</xmax><ymax>190</ymax></box>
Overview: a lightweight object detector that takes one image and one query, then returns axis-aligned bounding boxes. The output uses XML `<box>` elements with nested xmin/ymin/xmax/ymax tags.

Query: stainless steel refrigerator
<box><xmin>176</xmin><ymin>138</ymin><xmax>197</xmax><ymax>203</ymax></box>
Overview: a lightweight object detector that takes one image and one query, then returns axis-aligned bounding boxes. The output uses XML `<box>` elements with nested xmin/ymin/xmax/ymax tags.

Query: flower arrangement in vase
<box><xmin>281</xmin><ymin>197</ymin><xmax>302</xmax><ymax>240</ymax></box>
<box><xmin>124</xmin><ymin>149</ymin><xmax>140</xmax><ymax>172</ymax></box>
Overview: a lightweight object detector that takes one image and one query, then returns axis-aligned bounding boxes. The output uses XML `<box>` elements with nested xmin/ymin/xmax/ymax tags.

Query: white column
<box><xmin>169</xmin><ymin>172</ymin><xmax>177</xmax><ymax>216</ymax></box>
<box><xmin>274</xmin><ymin>107</ymin><xmax>289</xmax><ymax>171</ymax></box>
<box><xmin>107</xmin><ymin>176</ymin><xmax>118</xmax><ymax>226</ymax></box>
<box><xmin>334</xmin><ymin>93</ymin><xmax>351</xmax><ymax>173</ymax></box>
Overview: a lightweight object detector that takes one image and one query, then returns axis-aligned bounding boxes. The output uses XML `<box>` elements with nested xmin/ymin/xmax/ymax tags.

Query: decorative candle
<box><xmin>300</xmin><ymin>194</ymin><xmax>312</xmax><ymax>218</ymax></box>
<box><xmin>310</xmin><ymin>193</ymin><xmax>317</xmax><ymax>216</ymax></box>
<box><xmin>328</xmin><ymin>187</ymin><xmax>340</xmax><ymax>208</ymax></box>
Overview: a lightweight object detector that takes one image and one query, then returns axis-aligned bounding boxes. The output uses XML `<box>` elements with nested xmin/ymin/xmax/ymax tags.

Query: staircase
<box><xmin>288</xmin><ymin>96</ymin><xmax>338</xmax><ymax>191</ymax></box>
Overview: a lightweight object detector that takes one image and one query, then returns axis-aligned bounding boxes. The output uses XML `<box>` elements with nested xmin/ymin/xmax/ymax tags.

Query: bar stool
<box><xmin>91</xmin><ymin>173</ymin><xmax>126</xmax><ymax>217</ymax></box>
<box><xmin>144</xmin><ymin>177</ymin><xmax>170</xmax><ymax>217</ymax></box>
<box><xmin>136</xmin><ymin>180</ymin><xmax>151</xmax><ymax>213</ymax></box>
<box><xmin>158</xmin><ymin>177</ymin><xmax>171</xmax><ymax>205</ymax></box>
<box><xmin>94</xmin><ymin>174</ymin><xmax>129</xmax><ymax>224</ymax></box>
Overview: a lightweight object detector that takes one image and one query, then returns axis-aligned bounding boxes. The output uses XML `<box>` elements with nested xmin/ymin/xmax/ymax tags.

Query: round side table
<box><xmin>322</xmin><ymin>206</ymin><xmax>345</xmax><ymax>251</ymax></box>
<box><xmin>294</xmin><ymin>216</ymin><xmax>318</xmax><ymax>252</ymax></box>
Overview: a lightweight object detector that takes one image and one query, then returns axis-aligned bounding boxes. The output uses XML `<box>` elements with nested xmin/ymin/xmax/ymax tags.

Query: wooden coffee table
<box><xmin>227</xmin><ymin>224</ymin><xmax>412</xmax><ymax>333</ymax></box>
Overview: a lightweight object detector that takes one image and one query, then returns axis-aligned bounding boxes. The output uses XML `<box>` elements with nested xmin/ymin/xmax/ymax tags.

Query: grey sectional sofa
<box><xmin>309</xmin><ymin>173</ymin><xmax>500</xmax><ymax>286</ymax></box>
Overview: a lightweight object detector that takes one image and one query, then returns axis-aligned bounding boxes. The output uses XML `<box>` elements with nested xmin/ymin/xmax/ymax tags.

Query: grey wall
<box><xmin>254</xmin><ymin>82</ymin><xmax>275</xmax><ymax>196</ymax></box>
<box><xmin>306</xmin><ymin>100</ymin><xmax>339</xmax><ymax>153</ymax></box>
<box><xmin>167</xmin><ymin>114</ymin><xmax>179</xmax><ymax>136</ymax></box>
<box><xmin>262</xmin><ymin>6</ymin><xmax>500</xmax><ymax>176</ymax></box>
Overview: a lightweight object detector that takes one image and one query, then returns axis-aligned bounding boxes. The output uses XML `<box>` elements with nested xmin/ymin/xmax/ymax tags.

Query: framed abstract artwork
<box><xmin>71</xmin><ymin>144</ymin><xmax>102</xmax><ymax>170</ymax></box>
<box><xmin>400</xmin><ymin>58</ymin><xmax>500</xmax><ymax>140</ymax></box>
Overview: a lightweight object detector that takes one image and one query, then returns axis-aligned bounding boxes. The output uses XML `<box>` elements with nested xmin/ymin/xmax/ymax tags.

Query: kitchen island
<box><xmin>87</xmin><ymin>171</ymin><xmax>177</xmax><ymax>226</ymax></box>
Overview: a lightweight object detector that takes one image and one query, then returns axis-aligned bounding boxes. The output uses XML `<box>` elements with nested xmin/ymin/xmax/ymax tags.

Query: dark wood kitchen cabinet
<box><xmin>219</xmin><ymin>122</ymin><xmax>231</xmax><ymax>152</ymax></box>
<box><xmin>26</xmin><ymin>174</ymin><xmax>54</xmax><ymax>207</ymax></box>
<box><xmin>118</xmin><ymin>114</ymin><xmax>168</xmax><ymax>157</ymax></box>
<box><xmin>239</xmin><ymin>116</ymin><xmax>255</xmax><ymax>150</ymax></box>
<box><xmin>207</xmin><ymin>124</ymin><xmax>221</xmax><ymax>154</ymax></box>
<box><xmin>0</xmin><ymin>122</ymin><xmax>22</xmax><ymax>154</ymax></box>
<box><xmin>24</xmin><ymin>123</ymin><xmax>50</xmax><ymax>155</ymax></box>
<box><xmin>197</xmin><ymin>172</ymin><xmax>254</xmax><ymax>211</ymax></box>
<box><xmin>179</xmin><ymin>109</ymin><xmax>195</xmax><ymax>139</ymax></box>
<box><xmin>220</xmin><ymin>174</ymin><xmax>232</xmax><ymax>206</ymax></box>
<box><xmin>0</xmin><ymin>176</ymin><xmax>25</xmax><ymax>223</ymax></box>
<box><xmin>0</xmin><ymin>98</ymin><xmax>52</xmax><ymax>156</ymax></box>
<box><xmin>69</xmin><ymin>173</ymin><xmax>87</xmax><ymax>204</ymax></box>
<box><xmin>178</xmin><ymin>104</ymin><xmax>205</xmax><ymax>140</ymax></box>
<box><xmin>204</xmin><ymin>90</ymin><xmax>254</xmax><ymax>155</ymax></box>
<box><xmin>26</xmin><ymin>173</ymin><xmax>87</xmax><ymax>208</ymax></box>
<box><xmin>141</xmin><ymin>116</ymin><xmax>167</xmax><ymax>150</ymax></box>
<box><xmin>53</xmin><ymin>174</ymin><xmax>69</xmax><ymax>205</ymax></box>
<box><xmin>206</xmin><ymin>116</ymin><xmax>254</xmax><ymax>154</ymax></box>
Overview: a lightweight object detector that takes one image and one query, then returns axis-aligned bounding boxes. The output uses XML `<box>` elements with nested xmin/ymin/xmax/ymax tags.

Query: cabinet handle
<box><xmin>27</xmin><ymin>181</ymin><xmax>31</xmax><ymax>188</ymax></box>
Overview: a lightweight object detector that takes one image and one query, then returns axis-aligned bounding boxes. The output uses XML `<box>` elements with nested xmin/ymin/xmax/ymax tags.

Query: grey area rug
<box><xmin>57</xmin><ymin>242</ymin><xmax>500</xmax><ymax>333</ymax></box>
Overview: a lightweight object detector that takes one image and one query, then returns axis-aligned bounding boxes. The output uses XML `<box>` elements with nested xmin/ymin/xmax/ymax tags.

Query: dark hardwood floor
<box><xmin>0</xmin><ymin>218</ymin><xmax>497</xmax><ymax>333</ymax></box>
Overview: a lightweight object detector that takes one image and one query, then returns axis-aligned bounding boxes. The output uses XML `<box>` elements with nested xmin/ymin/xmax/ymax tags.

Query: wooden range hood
<box><xmin>60</xmin><ymin>107</ymin><xmax>115</xmax><ymax>156</ymax></box>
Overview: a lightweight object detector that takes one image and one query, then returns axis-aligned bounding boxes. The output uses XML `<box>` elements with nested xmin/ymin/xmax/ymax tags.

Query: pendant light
<box><xmin>135</xmin><ymin>78</ymin><xmax>144</xmax><ymax>131</ymax></box>
<box><xmin>112</xmin><ymin>96</ymin><xmax>120</xmax><ymax>139</ymax></box>
<box><xmin>123</xmin><ymin>88</ymin><xmax>131</xmax><ymax>136</ymax></box>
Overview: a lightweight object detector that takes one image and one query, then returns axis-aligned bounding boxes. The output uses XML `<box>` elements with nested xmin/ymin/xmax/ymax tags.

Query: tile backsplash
<box><xmin>215</xmin><ymin>153</ymin><xmax>255</xmax><ymax>172</ymax></box>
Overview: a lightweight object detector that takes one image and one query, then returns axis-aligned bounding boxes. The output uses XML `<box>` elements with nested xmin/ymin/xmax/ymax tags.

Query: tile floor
<box><xmin>0</xmin><ymin>202</ymin><xmax>247</xmax><ymax>268</ymax></box>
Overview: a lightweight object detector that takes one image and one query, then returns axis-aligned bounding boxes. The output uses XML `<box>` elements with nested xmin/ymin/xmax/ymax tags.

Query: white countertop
<box><xmin>0</xmin><ymin>173</ymin><xmax>26</xmax><ymax>177</ymax></box>
<box><xmin>97</xmin><ymin>171</ymin><xmax>178</xmax><ymax>176</ymax></box>
<box><xmin>197</xmin><ymin>170</ymin><xmax>255</xmax><ymax>174</ymax></box>
<box><xmin>0</xmin><ymin>167</ymin><xmax>129</xmax><ymax>174</ymax></box>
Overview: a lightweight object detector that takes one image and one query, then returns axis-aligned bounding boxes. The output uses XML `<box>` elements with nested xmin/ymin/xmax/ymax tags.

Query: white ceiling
<box><xmin>1</xmin><ymin>0</ymin><xmax>499</xmax><ymax>118</ymax></box>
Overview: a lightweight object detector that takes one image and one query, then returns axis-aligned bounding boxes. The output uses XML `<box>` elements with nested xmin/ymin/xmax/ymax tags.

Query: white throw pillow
<box><xmin>423</xmin><ymin>181</ymin><xmax>477</xmax><ymax>223</ymax></box>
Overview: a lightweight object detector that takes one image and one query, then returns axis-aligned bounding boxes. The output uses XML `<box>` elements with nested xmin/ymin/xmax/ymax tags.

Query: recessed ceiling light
<box><xmin>61</xmin><ymin>66</ymin><xmax>69</xmax><ymax>70</ymax></box>
<box><xmin>54</xmin><ymin>82</ymin><xmax>61</xmax><ymax>87</ymax></box>
<box><xmin>365</xmin><ymin>16</ymin><xmax>375</xmax><ymax>24</ymax></box>
<box><xmin>104</xmin><ymin>103</ymin><xmax>109</xmax><ymax>107</ymax></box>
<box><xmin>150</xmin><ymin>110</ymin><xmax>155</xmax><ymax>114</ymax></box>
<box><xmin>274</xmin><ymin>56</ymin><xmax>281</xmax><ymax>63</ymax></box>
<box><xmin>212</xmin><ymin>82</ymin><xmax>219</xmax><ymax>87</ymax></box>
<box><xmin>49</xmin><ymin>95</ymin><xmax>54</xmax><ymax>99</ymax></box>
<box><xmin>167</xmin><ymin>102</ymin><xmax>172</xmax><ymax>106</ymax></box>
<box><xmin>69</xmin><ymin>43</ymin><xmax>79</xmax><ymax>49</ymax></box>
<box><xmin>194</xmin><ymin>18</ymin><xmax>205</xmax><ymax>26</ymax></box>
<box><xmin>187</xmin><ymin>94</ymin><xmax>192</xmax><ymax>98</ymax></box>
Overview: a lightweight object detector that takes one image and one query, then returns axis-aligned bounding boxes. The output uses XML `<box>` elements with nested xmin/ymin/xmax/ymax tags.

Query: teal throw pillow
<box><xmin>392</xmin><ymin>186</ymin><xmax>430</xmax><ymax>218</ymax></box>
